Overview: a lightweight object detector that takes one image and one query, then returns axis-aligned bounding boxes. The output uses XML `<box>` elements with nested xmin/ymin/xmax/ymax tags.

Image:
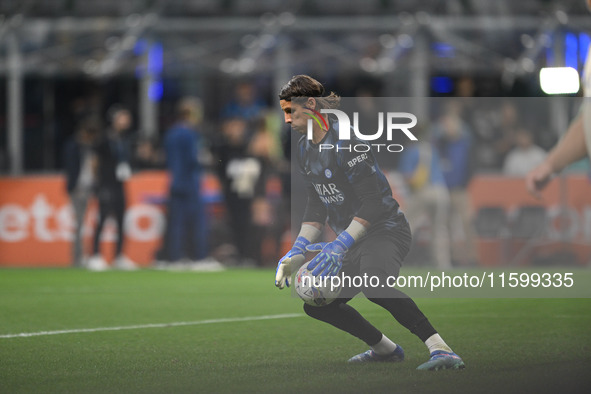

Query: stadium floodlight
<box><xmin>539</xmin><ymin>67</ymin><xmax>580</xmax><ymax>94</ymax></box>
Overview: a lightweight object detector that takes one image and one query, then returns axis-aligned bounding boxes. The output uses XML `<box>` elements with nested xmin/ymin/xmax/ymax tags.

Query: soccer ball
<box><xmin>295</xmin><ymin>262</ymin><xmax>342</xmax><ymax>306</ymax></box>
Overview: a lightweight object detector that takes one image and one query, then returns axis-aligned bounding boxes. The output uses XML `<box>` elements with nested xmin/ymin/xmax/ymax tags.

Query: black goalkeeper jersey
<box><xmin>297</xmin><ymin>122</ymin><xmax>406</xmax><ymax>236</ymax></box>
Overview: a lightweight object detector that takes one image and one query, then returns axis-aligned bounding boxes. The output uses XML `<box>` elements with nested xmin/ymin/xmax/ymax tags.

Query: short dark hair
<box><xmin>279</xmin><ymin>75</ymin><xmax>340</xmax><ymax>110</ymax></box>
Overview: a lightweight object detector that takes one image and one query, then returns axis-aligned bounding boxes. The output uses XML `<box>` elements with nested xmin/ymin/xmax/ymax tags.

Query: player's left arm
<box><xmin>526</xmin><ymin>112</ymin><xmax>587</xmax><ymax>197</ymax></box>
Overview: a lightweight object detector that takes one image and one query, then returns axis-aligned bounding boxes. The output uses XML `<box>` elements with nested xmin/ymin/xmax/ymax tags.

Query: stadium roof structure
<box><xmin>0</xmin><ymin>0</ymin><xmax>590</xmax><ymax>79</ymax></box>
<box><xmin>1</xmin><ymin>0</ymin><xmax>590</xmax><ymax>18</ymax></box>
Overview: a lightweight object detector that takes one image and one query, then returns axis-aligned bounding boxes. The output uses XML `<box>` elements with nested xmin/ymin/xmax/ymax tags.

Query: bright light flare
<box><xmin>539</xmin><ymin>67</ymin><xmax>580</xmax><ymax>94</ymax></box>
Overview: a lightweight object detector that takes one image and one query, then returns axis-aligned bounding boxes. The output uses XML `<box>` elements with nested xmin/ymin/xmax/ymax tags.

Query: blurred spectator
<box><xmin>87</xmin><ymin>106</ymin><xmax>136</xmax><ymax>271</ymax></box>
<box><xmin>433</xmin><ymin>102</ymin><xmax>479</xmax><ymax>266</ymax></box>
<box><xmin>399</xmin><ymin>133</ymin><xmax>452</xmax><ymax>269</ymax></box>
<box><xmin>470</xmin><ymin>101</ymin><xmax>520</xmax><ymax>172</ymax></box>
<box><xmin>250</xmin><ymin>115</ymin><xmax>285</xmax><ymax>264</ymax></box>
<box><xmin>64</xmin><ymin>115</ymin><xmax>100</xmax><ymax>267</ymax></box>
<box><xmin>221</xmin><ymin>81</ymin><xmax>266</xmax><ymax>123</ymax></box>
<box><xmin>213</xmin><ymin>117</ymin><xmax>267</xmax><ymax>265</ymax></box>
<box><xmin>353</xmin><ymin>90</ymin><xmax>400</xmax><ymax>169</ymax></box>
<box><xmin>455</xmin><ymin>76</ymin><xmax>476</xmax><ymax>97</ymax></box>
<box><xmin>162</xmin><ymin>97</ymin><xmax>209</xmax><ymax>264</ymax></box>
<box><xmin>0</xmin><ymin>149</ymin><xmax>6</xmax><ymax>172</ymax></box>
<box><xmin>133</xmin><ymin>137</ymin><xmax>165</xmax><ymax>170</ymax></box>
<box><xmin>493</xmin><ymin>101</ymin><xmax>520</xmax><ymax>167</ymax></box>
<box><xmin>503</xmin><ymin>128</ymin><xmax>546</xmax><ymax>176</ymax></box>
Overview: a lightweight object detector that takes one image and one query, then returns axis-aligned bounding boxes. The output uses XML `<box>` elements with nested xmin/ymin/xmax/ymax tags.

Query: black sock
<box><xmin>303</xmin><ymin>300</ymin><xmax>383</xmax><ymax>346</ymax></box>
<box><xmin>367</xmin><ymin>297</ymin><xmax>437</xmax><ymax>342</ymax></box>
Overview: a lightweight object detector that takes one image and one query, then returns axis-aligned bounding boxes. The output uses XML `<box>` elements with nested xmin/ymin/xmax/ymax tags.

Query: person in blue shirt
<box><xmin>275</xmin><ymin>75</ymin><xmax>464</xmax><ymax>371</ymax></box>
<box><xmin>221</xmin><ymin>82</ymin><xmax>266</xmax><ymax>123</ymax></box>
<box><xmin>163</xmin><ymin>97</ymin><xmax>208</xmax><ymax>263</ymax></box>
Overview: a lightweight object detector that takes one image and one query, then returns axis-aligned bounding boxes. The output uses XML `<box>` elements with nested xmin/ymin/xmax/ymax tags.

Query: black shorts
<box><xmin>338</xmin><ymin>220</ymin><xmax>412</xmax><ymax>299</ymax></box>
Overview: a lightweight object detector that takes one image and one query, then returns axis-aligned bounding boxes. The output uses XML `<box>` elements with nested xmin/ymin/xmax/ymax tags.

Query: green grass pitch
<box><xmin>1</xmin><ymin>268</ymin><xmax>590</xmax><ymax>394</ymax></box>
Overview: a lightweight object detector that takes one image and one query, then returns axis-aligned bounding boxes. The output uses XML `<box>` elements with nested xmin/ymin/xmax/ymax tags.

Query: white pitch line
<box><xmin>0</xmin><ymin>313</ymin><xmax>304</xmax><ymax>339</ymax></box>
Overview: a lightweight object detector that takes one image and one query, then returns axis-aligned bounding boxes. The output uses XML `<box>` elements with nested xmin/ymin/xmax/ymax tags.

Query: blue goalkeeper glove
<box><xmin>275</xmin><ymin>236</ymin><xmax>310</xmax><ymax>289</ymax></box>
<box><xmin>305</xmin><ymin>231</ymin><xmax>355</xmax><ymax>277</ymax></box>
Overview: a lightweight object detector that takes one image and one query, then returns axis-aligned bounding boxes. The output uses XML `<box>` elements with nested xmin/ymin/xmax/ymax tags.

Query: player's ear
<box><xmin>306</xmin><ymin>98</ymin><xmax>316</xmax><ymax>110</ymax></box>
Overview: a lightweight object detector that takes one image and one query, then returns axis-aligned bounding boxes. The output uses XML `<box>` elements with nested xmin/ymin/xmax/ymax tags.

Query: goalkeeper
<box><xmin>275</xmin><ymin>75</ymin><xmax>464</xmax><ymax>371</ymax></box>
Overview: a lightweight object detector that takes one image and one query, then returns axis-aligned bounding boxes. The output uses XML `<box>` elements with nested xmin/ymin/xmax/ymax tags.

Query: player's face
<box><xmin>588</xmin><ymin>0</ymin><xmax>591</xmax><ymax>12</ymax></box>
<box><xmin>280</xmin><ymin>99</ymin><xmax>308</xmax><ymax>134</ymax></box>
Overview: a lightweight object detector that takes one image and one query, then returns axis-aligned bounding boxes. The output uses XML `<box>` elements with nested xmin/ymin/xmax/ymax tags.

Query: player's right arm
<box><xmin>275</xmin><ymin>185</ymin><xmax>326</xmax><ymax>289</ymax></box>
<box><xmin>526</xmin><ymin>113</ymin><xmax>587</xmax><ymax>198</ymax></box>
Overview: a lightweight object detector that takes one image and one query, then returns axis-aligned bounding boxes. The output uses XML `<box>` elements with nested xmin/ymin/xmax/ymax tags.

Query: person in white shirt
<box><xmin>526</xmin><ymin>0</ymin><xmax>591</xmax><ymax>196</ymax></box>
<box><xmin>504</xmin><ymin>129</ymin><xmax>547</xmax><ymax>177</ymax></box>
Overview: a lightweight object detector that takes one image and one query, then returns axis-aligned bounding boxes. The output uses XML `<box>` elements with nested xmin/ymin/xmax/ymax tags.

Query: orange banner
<box><xmin>0</xmin><ymin>172</ymin><xmax>171</xmax><ymax>267</ymax></box>
<box><xmin>468</xmin><ymin>174</ymin><xmax>591</xmax><ymax>266</ymax></box>
<box><xmin>469</xmin><ymin>175</ymin><xmax>591</xmax><ymax>242</ymax></box>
